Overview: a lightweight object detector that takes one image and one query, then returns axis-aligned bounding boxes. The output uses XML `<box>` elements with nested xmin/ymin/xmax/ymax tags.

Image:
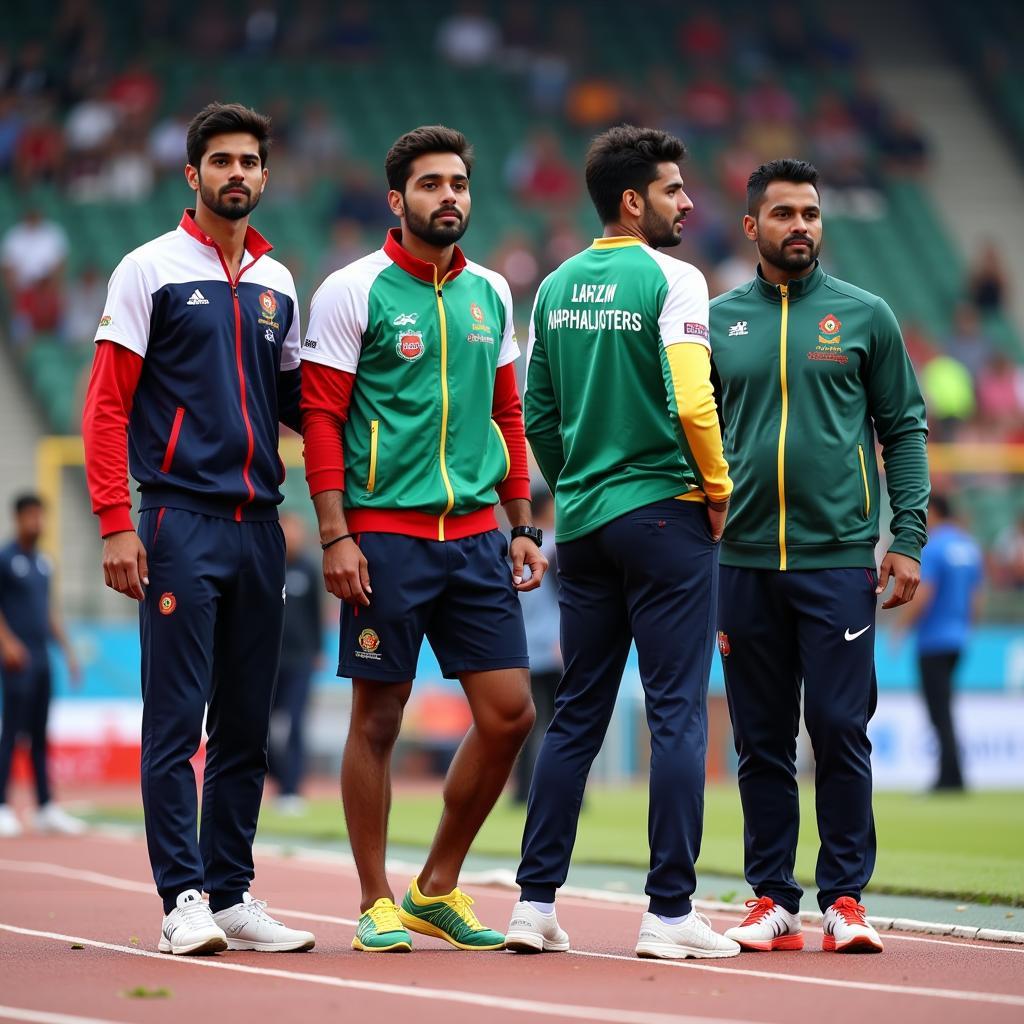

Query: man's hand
<box><xmin>0</xmin><ymin>636</ymin><xmax>29</xmax><ymax>672</ymax></box>
<box><xmin>877</xmin><ymin>551</ymin><xmax>920</xmax><ymax>609</ymax></box>
<box><xmin>102</xmin><ymin>531</ymin><xmax>149</xmax><ymax>601</ymax></box>
<box><xmin>510</xmin><ymin>536</ymin><xmax>548</xmax><ymax>593</ymax></box>
<box><xmin>323</xmin><ymin>537</ymin><xmax>371</xmax><ymax>606</ymax></box>
<box><xmin>706</xmin><ymin>496</ymin><xmax>730</xmax><ymax>543</ymax></box>
<box><xmin>66</xmin><ymin>651</ymin><xmax>83</xmax><ymax>688</ymax></box>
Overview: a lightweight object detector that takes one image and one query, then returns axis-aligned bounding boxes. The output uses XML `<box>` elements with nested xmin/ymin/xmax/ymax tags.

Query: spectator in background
<box><xmin>490</xmin><ymin>229</ymin><xmax>540</xmax><ymax>299</ymax></box>
<box><xmin>149</xmin><ymin>107</ymin><xmax>190</xmax><ymax>174</ymax></box>
<box><xmin>991</xmin><ymin>513</ymin><xmax>1024</xmax><ymax>590</ymax></box>
<box><xmin>13</xmin><ymin>103</ymin><xmax>65</xmax><ymax>186</ymax></box>
<box><xmin>317</xmin><ymin>219</ymin><xmax>367</xmax><ymax>286</ymax></box>
<box><xmin>0</xmin><ymin>494</ymin><xmax>83</xmax><ymax>838</ymax></box>
<box><xmin>6</xmin><ymin>42</ymin><xmax>55</xmax><ymax>101</ymax></box>
<box><xmin>513</xmin><ymin>487</ymin><xmax>561</xmax><ymax>804</ymax></box>
<box><xmin>436</xmin><ymin>1</ymin><xmax>501</xmax><ymax>67</ymax></box>
<box><xmin>945</xmin><ymin>303</ymin><xmax>991</xmax><ymax>381</ymax></box>
<box><xmin>976</xmin><ymin>353</ymin><xmax>1024</xmax><ymax>434</ymax></box>
<box><xmin>505</xmin><ymin>129</ymin><xmax>578</xmax><ymax>208</ymax></box>
<box><xmin>896</xmin><ymin>494</ymin><xmax>983</xmax><ymax>791</ymax></box>
<box><xmin>0</xmin><ymin>207</ymin><xmax>68</xmax><ymax>298</ymax></box>
<box><xmin>332</xmin><ymin>164</ymin><xmax>391</xmax><ymax>229</ymax></box>
<box><xmin>328</xmin><ymin>2</ymin><xmax>379</xmax><ymax>63</ymax></box>
<box><xmin>878</xmin><ymin>111</ymin><xmax>929</xmax><ymax>177</ymax></box>
<box><xmin>63</xmin><ymin>264</ymin><xmax>107</xmax><ymax>347</ymax></box>
<box><xmin>269</xmin><ymin>514</ymin><xmax>324</xmax><ymax>814</ymax></box>
<box><xmin>920</xmin><ymin>353</ymin><xmax>975</xmax><ymax>441</ymax></box>
<box><xmin>294</xmin><ymin>102</ymin><xmax>347</xmax><ymax>173</ymax></box>
<box><xmin>681</xmin><ymin>67</ymin><xmax>736</xmax><ymax>139</ymax></box>
<box><xmin>968</xmin><ymin>240</ymin><xmax>1009</xmax><ymax>317</ymax></box>
<box><xmin>678</xmin><ymin>10</ymin><xmax>728</xmax><ymax>63</ymax></box>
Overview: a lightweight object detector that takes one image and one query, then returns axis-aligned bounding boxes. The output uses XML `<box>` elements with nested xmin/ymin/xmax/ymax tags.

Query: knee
<box><xmin>354</xmin><ymin>703</ymin><xmax>405</xmax><ymax>756</ymax></box>
<box><xmin>481</xmin><ymin>694</ymin><xmax>536</xmax><ymax>750</ymax></box>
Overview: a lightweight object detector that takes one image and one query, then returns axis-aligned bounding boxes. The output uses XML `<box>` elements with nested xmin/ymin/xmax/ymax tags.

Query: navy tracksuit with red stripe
<box><xmin>83</xmin><ymin>211</ymin><xmax>302</xmax><ymax>912</ymax></box>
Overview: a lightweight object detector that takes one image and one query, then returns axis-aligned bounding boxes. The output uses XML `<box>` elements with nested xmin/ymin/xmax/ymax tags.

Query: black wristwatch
<box><xmin>510</xmin><ymin>525</ymin><xmax>543</xmax><ymax>547</ymax></box>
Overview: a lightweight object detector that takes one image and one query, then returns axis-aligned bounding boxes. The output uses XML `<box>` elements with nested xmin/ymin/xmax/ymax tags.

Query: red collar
<box><xmin>383</xmin><ymin>227</ymin><xmax>466</xmax><ymax>284</ymax></box>
<box><xmin>178</xmin><ymin>209</ymin><xmax>274</xmax><ymax>261</ymax></box>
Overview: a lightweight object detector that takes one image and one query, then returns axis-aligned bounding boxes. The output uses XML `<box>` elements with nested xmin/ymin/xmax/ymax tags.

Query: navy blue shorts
<box><xmin>338</xmin><ymin>529</ymin><xmax>529</xmax><ymax>682</ymax></box>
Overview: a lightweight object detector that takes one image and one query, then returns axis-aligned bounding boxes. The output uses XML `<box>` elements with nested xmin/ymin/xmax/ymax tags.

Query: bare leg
<box><xmin>417</xmin><ymin>668</ymin><xmax>533</xmax><ymax>895</ymax></box>
<box><xmin>341</xmin><ymin>678</ymin><xmax>412</xmax><ymax>911</ymax></box>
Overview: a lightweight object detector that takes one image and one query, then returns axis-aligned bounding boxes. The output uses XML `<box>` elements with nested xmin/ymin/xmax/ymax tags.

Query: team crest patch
<box><xmin>356</xmin><ymin>628</ymin><xmax>382</xmax><ymax>661</ymax></box>
<box><xmin>717</xmin><ymin>630</ymin><xmax>730</xmax><ymax>657</ymax></box>
<box><xmin>810</xmin><ymin>311</ymin><xmax>847</xmax><ymax>364</ymax></box>
<box><xmin>396</xmin><ymin>331</ymin><xmax>425</xmax><ymax>361</ymax></box>
<box><xmin>98</xmin><ymin>315</ymin><xmax>112</xmax><ymax>328</ymax></box>
<box><xmin>159</xmin><ymin>592</ymin><xmax>177</xmax><ymax>616</ymax></box>
<box><xmin>257</xmin><ymin>290</ymin><xmax>280</xmax><ymax>329</ymax></box>
<box><xmin>817</xmin><ymin>313</ymin><xmax>841</xmax><ymax>346</ymax></box>
<box><xmin>470</xmin><ymin>302</ymin><xmax>485</xmax><ymax>323</ymax></box>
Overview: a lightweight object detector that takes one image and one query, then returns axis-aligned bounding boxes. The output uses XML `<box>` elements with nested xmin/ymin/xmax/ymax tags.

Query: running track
<box><xmin>0</xmin><ymin>831</ymin><xmax>1021</xmax><ymax>1024</ymax></box>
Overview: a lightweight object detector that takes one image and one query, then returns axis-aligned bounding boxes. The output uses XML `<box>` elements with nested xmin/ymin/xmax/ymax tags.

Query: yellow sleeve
<box><xmin>664</xmin><ymin>342</ymin><xmax>733</xmax><ymax>503</ymax></box>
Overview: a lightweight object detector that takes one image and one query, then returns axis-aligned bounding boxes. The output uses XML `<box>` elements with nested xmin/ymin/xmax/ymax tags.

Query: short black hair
<box><xmin>13</xmin><ymin>493</ymin><xmax>42</xmax><ymax>516</ymax></box>
<box><xmin>585</xmin><ymin>125</ymin><xmax>686</xmax><ymax>224</ymax></box>
<box><xmin>186</xmin><ymin>102</ymin><xmax>272</xmax><ymax>169</ymax></box>
<box><xmin>747</xmin><ymin>158</ymin><xmax>819</xmax><ymax>215</ymax></box>
<box><xmin>385</xmin><ymin>125</ymin><xmax>474</xmax><ymax>193</ymax></box>
<box><xmin>929</xmin><ymin>492</ymin><xmax>952</xmax><ymax>520</ymax></box>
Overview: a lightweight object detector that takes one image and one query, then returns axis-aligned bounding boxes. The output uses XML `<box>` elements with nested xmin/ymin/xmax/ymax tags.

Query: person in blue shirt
<box><xmin>899</xmin><ymin>493</ymin><xmax>983</xmax><ymax>791</ymax></box>
<box><xmin>0</xmin><ymin>494</ymin><xmax>82</xmax><ymax>837</ymax></box>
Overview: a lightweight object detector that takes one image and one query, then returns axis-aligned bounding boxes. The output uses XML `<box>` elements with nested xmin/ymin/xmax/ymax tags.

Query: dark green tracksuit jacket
<box><xmin>709</xmin><ymin>263</ymin><xmax>929</xmax><ymax>571</ymax></box>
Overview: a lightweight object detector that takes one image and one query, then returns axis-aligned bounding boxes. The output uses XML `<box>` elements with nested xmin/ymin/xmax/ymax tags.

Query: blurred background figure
<box><xmin>0</xmin><ymin>494</ymin><xmax>82</xmax><ymax>837</ymax></box>
<box><xmin>268</xmin><ymin>513</ymin><xmax>324</xmax><ymax>815</ymax></box>
<box><xmin>512</xmin><ymin>486</ymin><xmax>561</xmax><ymax>804</ymax></box>
<box><xmin>897</xmin><ymin>493</ymin><xmax>983</xmax><ymax>792</ymax></box>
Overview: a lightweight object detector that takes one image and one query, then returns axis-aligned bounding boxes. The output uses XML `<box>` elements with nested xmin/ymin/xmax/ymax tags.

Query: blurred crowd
<box><xmin>0</xmin><ymin>0</ymin><xmax>1021</xmax><ymax>592</ymax></box>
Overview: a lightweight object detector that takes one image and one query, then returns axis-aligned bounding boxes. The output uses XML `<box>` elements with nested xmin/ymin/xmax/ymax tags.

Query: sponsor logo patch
<box><xmin>396</xmin><ymin>331</ymin><xmax>425</xmax><ymax>361</ymax></box>
<box><xmin>717</xmin><ymin>630</ymin><xmax>730</xmax><ymax>657</ymax></box>
<box><xmin>159</xmin><ymin>592</ymin><xmax>177</xmax><ymax>616</ymax></box>
<box><xmin>684</xmin><ymin>322</ymin><xmax>709</xmax><ymax>340</ymax></box>
<box><xmin>728</xmin><ymin>321</ymin><xmax>748</xmax><ymax>336</ymax></box>
<box><xmin>99</xmin><ymin>315</ymin><xmax>112</xmax><ymax>328</ymax></box>
<box><xmin>302</xmin><ymin>338</ymin><xmax>317</xmax><ymax>349</ymax></box>
<box><xmin>393</xmin><ymin>312</ymin><xmax>418</xmax><ymax>326</ymax></box>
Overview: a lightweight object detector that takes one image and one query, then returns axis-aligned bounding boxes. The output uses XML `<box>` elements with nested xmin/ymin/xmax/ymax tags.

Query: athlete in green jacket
<box><xmin>710</xmin><ymin>159</ymin><xmax>929</xmax><ymax>955</ymax></box>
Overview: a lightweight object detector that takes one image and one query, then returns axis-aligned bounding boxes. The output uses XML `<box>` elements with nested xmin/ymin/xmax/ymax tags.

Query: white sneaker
<box><xmin>0</xmin><ymin>804</ymin><xmax>22</xmax><ymax>838</ymax></box>
<box><xmin>822</xmin><ymin>897</ymin><xmax>883</xmax><ymax>953</ymax></box>
<box><xmin>724</xmin><ymin>897</ymin><xmax>804</xmax><ymax>951</ymax></box>
<box><xmin>504</xmin><ymin>900</ymin><xmax>570</xmax><ymax>953</ymax></box>
<box><xmin>635</xmin><ymin>910</ymin><xmax>741</xmax><ymax>960</ymax></box>
<box><xmin>158</xmin><ymin>890</ymin><xmax>228</xmax><ymax>955</ymax></box>
<box><xmin>212</xmin><ymin>892</ymin><xmax>315</xmax><ymax>952</ymax></box>
<box><xmin>34</xmin><ymin>803</ymin><xmax>87</xmax><ymax>836</ymax></box>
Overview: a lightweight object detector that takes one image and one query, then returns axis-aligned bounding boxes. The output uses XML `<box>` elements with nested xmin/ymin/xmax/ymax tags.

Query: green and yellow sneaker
<box><xmin>352</xmin><ymin>897</ymin><xmax>413</xmax><ymax>952</ymax></box>
<box><xmin>397</xmin><ymin>876</ymin><xmax>505</xmax><ymax>950</ymax></box>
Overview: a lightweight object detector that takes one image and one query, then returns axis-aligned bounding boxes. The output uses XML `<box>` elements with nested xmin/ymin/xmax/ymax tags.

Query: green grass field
<box><xmin>92</xmin><ymin>783</ymin><xmax>1024</xmax><ymax>905</ymax></box>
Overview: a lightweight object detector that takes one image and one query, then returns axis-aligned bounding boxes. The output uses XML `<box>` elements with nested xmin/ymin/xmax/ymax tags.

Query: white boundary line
<box><xmin>0</xmin><ymin>924</ymin><xmax>741</xmax><ymax>1024</ymax></box>
<box><xmin>2</xmin><ymin>860</ymin><xmax>1024</xmax><ymax>1007</ymax></box>
<box><xmin>0</xmin><ymin>1009</ymin><xmax>131</xmax><ymax>1024</ymax></box>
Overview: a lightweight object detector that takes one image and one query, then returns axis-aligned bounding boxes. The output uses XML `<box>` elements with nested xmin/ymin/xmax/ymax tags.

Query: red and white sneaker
<box><xmin>822</xmin><ymin>897</ymin><xmax>883</xmax><ymax>953</ymax></box>
<box><xmin>724</xmin><ymin>897</ymin><xmax>804</xmax><ymax>951</ymax></box>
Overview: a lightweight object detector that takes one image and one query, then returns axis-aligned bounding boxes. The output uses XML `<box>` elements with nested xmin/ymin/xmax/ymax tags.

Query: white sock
<box><xmin>528</xmin><ymin>900</ymin><xmax>555</xmax><ymax>915</ymax></box>
<box><xmin>655</xmin><ymin>913</ymin><xmax>687</xmax><ymax>925</ymax></box>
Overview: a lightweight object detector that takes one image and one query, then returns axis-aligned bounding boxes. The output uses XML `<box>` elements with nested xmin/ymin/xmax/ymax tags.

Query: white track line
<box><xmin>5</xmin><ymin>855</ymin><xmax>1020</xmax><ymax>954</ymax></box>
<box><xmin>3</xmin><ymin>861</ymin><xmax>1023</xmax><ymax>1007</ymax></box>
<box><xmin>0</xmin><ymin>1010</ymin><xmax>130</xmax><ymax>1024</ymax></box>
<box><xmin>0</xmin><ymin>924</ymin><xmax>739</xmax><ymax>1024</ymax></box>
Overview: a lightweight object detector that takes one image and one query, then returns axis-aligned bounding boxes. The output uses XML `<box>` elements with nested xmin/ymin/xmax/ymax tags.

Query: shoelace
<box><xmin>449</xmin><ymin>890</ymin><xmax>484</xmax><ymax>930</ymax></box>
<box><xmin>244</xmin><ymin>896</ymin><xmax>284</xmax><ymax>927</ymax></box>
<box><xmin>366</xmin><ymin>902</ymin><xmax>403</xmax><ymax>932</ymax></box>
<box><xmin>739</xmin><ymin>897</ymin><xmax>776</xmax><ymax>927</ymax></box>
<box><xmin>832</xmin><ymin>897</ymin><xmax>868</xmax><ymax>926</ymax></box>
<box><xmin>176</xmin><ymin>900</ymin><xmax>214</xmax><ymax>930</ymax></box>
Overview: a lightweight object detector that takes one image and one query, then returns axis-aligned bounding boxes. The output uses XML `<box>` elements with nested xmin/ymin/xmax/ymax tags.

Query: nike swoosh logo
<box><xmin>844</xmin><ymin>625</ymin><xmax>872</xmax><ymax>641</ymax></box>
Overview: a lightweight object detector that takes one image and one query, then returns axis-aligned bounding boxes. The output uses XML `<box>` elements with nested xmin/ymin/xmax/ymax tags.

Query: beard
<box><xmin>758</xmin><ymin>234</ymin><xmax>821</xmax><ymax>273</ymax></box>
<box><xmin>641</xmin><ymin>207</ymin><xmax>683</xmax><ymax>249</ymax></box>
<box><xmin>199</xmin><ymin>177</ymin><xmax>262</xmax><ymax>221</ymax></box>
<box><xmin>405</xmin><ymin>204</ymin><xmax>469</xmax><ymax>247</ymax></box>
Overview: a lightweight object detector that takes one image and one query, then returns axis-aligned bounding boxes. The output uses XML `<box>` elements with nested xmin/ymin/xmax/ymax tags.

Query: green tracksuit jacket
<box><xmin>709</xmin><ymin>263</ymin><xmax>929</xmax><ymax>571</ymax></box>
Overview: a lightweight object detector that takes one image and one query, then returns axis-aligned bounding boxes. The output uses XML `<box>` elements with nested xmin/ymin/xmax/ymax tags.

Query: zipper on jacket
<box><xmin>435</xmin><ymin>270</ymin><xmax>456</xmax><ymax>541</ymax></box>
<box><xmin>367</xmin><ymin>419</ymin><xmax>379</xmax><ymax>493</ymax></box>
<box><xmin>160</xmin><ymin>407</ymin><xmax>185</xmax><ymax>473</ymax></box>
<box><xmin>777</xmin><ymin>283</ymin><xmax>790</xmax><ymax>570</ymax></box>
<box><xmin>857</xmin><ymin>443</ymin><xmax>871</xmax><ymax>517</ymax></box>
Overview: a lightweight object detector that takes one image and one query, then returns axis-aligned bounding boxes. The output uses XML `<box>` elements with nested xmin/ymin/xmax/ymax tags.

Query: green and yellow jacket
<box><xmin>710</xmin><ymin>263</ymin><xmax>929</xmax><ymax>570</ymax></box>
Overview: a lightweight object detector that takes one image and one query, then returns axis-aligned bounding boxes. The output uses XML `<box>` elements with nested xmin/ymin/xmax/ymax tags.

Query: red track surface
<box><xmin>0</xmin><ymin>831</ymin><xmax>1022</xmax><ymax>1024</ymax></box>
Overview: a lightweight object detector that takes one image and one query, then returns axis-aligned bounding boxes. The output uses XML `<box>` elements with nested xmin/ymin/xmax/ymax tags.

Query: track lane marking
<box><xmin>0</xmin><ymin>924</ymin><xmax>741</xmax><ymax>1024</ymax></box>
<box><xmin>0</xmin><ymin>1010</ymin><xmax>131</xmax><ymax>1024</ymax></box>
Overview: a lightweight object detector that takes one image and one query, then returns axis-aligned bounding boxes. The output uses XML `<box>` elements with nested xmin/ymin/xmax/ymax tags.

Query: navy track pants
<box><xmin>718</xmin><ymin>566</ymin><xmax>878</xmax><ymax>913</ymax></box>
<box><xmin>517</xmin><ymin>499</ymin><xmax>719</xmax><ymax>917</ymax></box>
<box><xmin>138</xmin><ymin>508</ymin><xmax>285</xmax><ymax>912</ymax></box>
